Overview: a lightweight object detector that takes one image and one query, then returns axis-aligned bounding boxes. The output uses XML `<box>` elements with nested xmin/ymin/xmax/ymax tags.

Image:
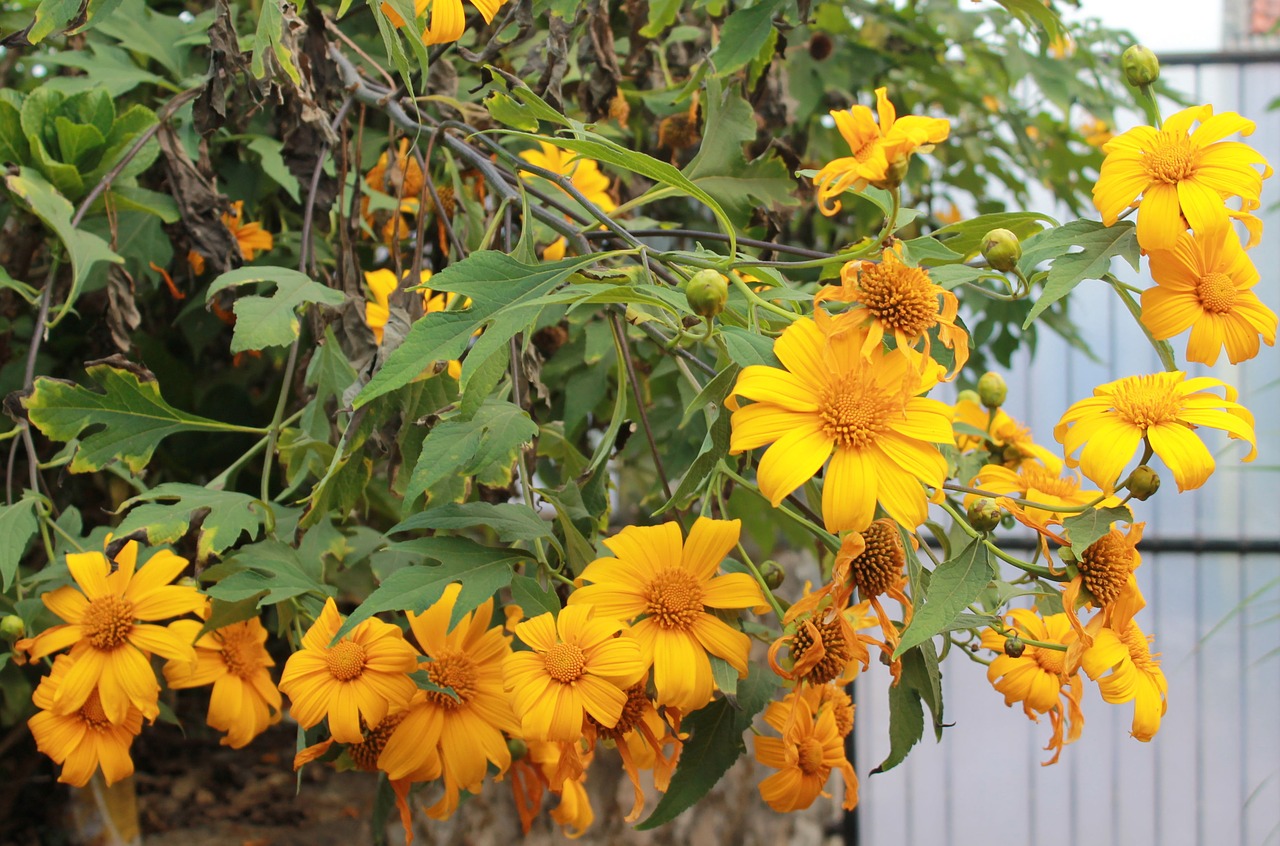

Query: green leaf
<box><xmin>408</xmin><ymin>668</ymin><xmax>460</xmax><ymax>702</ymax></box>
<box><xmin>207</xmin><ymin>266</ymin><xmax>346</xmax><ymax>352</ymax></box>
<box><xmin>0</xmin><ymin>98</ymin><xmax>29</xmax><ymax>166</ymax></box>
<box><xmin>1021</xmin><ymin>220</ymin><xmax>1140</xmax><ymax>328</ymax></box>
<box><xmin>247</xmin><ymin>135</ymin><xmax>301</xmax><ymax>202</ymax></box>
<box><xmin>657</xmin><ymin>402</ymin><xmax>730</xmax><ymax>514</ymax></box>
<box><xmin>204</xmin><ymin>540</ymin><xmax>333</xmax><ymax>607</ymax></box>
<box><xmin>91</xmin><ymin>0</ymin><xmax>196</xmax><ymax>78</ymax></box>
<box><xmin>708</xmin><ymin>0</ymin><xmax>785</xmax><ymax>76</ymax></box>
<box><xmin>0</xmin><ymin>497</ymin><xmax>41</xmax><ymax>591</ymax></box>
<box><xmin>27</xmin><ymin>0</ymin><xmax>82</xmax><ymax>43</ymax></box>
<box><xmin>38</xmin><ymin>43</ymin><xmax>166</xmax><ymax>97</ymax></box>
<box><xmin>356</xmin><ymin>252</ymin><xmax>603</xmax><ymax>408</ymax></box>
<box><xmin>388</xmin><ymin>502</ymin><xmax>552</xmax><ymax>544</ymax></box>
<box><xmin>719</xmin><ymin>325</ymin><xmax>781</xmax><ymax>368</ymax></box>
<box><xmin>636</xmin><ymin>664</ymin><xmax>776</xmax><ymax>829</ymax></box>
<box><xmin>4</xmin><ymin>168</ymin><xmax>123</xmax><ymax>323</ymax></box>
<box><xmin>894</xmin><ymin>538</ymin><xmax>995</xmax><ymax>658</ymax></box>
<box><xmin>23</xmin><ymin>357</ymin><xmax>261</xmax><ymax>474</ymax></box>
<box><xmin>992</xmin><ymin>0</ymin><xmax>1068</xmax><ymax>39</ymax></box>
<box><xmin>509</xmin><ymin>574</ymin><xmax>561</xmax><ymax>618</ymax></box>
<box><xmin>932</xmin><ymin>211</ymin><xmax>1056</xmax><ymax>258</ymax></box>
<box><xmin>1063</xmin><ymin>504</ymin><xmax>1133</xmax><ymax>560</ymax></box>
<box><xmin>483</xmin><ymin>90</ymin><xmax>540</xmax><ymax>132</ymax></box>
<box><xmin>250</xmin><ymin>0</ymin><xmax>299</xmax><ymax>84</ymax></box>
<box><xmin>52</xmin><ymin>116</ymin><xmax>104</xmax><ymax>167</ymax></box>
<box><xmin>338</xmin><ymin>537</ymin><xmax>527</xmax><ymax>639</ymax></box>
<box><xmin>404</xmin><ymin>399</ymin><xmax>539</xmax><ymax>507</ymax></box>
<box><xmin>872</xmin><ymin>653</ymin><xmax>925</xmax><ymax>773</ymax></box>
<box><xmin>640</xmin><ymin>0</ymin><xmax>681</xmax><ymax>37</ymax></box>
<box><xmin>113</xmin><ymin>483</ymin><xmax>272</xmax><ymax>561</ymax></box>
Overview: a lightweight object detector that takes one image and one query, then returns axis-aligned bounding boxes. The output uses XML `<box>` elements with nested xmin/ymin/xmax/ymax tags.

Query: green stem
<box><xmin>730</xmin><ymin>239</ymin><xmax>878</xmax><ymax>271</ymax></box>
<box><xmin>1108</xmin><ymin>278</ymin><xmax>1178</xmax><ymax>371</ymax></box>
<box><xmin>716</xmin><ymin>462</ymin><xmax>841</xmax><ymax>553</ymax></box>
<box><xmin>728</xmin><ymin>273</ymin><xmax>799</xmax><ymax>323</ymax></box>
<box><xmin>942</xmin><ymin>483</ymin><xmax>1106</xmax><ymax>515</ymax></box>
<box><xmin>1138</xmin><ymin>84</ymin><xmax>1163</xmax><ymax>129</ymax></box>
<box><xmin>735</xmin><ymin>542</ymin><xmax>787</xmax><ymax>621</ymax></box>
<box><xmin>937</xmin><ymin>499</ymin><xmax>1067</xmax><ymax>581</ymax></box>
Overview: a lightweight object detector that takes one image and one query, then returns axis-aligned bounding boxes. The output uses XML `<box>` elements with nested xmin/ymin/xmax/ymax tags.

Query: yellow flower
<box><xmin>1092</xmin><ymin>104</ymin><xmax>1272</xmax><ymax>251</ymax></box>
<box><xmin>503</xmin><ymin>605</ymin><xmax>645</xmax><ymax>742</ymax></box>
<box><xmin>1142</xmin><ymin>229</ymin><xmax>1277</xmax><ymax>366</ymax></box>
<box><xmin>222</xmin><ymin>201</ymin><xmax>273</xmax><ymax>261</ymax></box>
<box><xmin>382</xmin><ymin>0</ymin><xmax>508</xmax><ymax>45</ymax></box>
<box><xmin>163</xmin><ymin>606</ymin><xmax>282</xmax><ymax>749</ymax></box>
<box><xmin>729</xmin><ymin>318</ymin><xmax>954</xmax><ymax>533</ymax></box>
<box><xmin>365</xmin><ymin>138</ymin><xmax>424</xmax><ymax>201</ymax></box>
<box><xmin>1081</xmin><ymin>617</ymin><xmax>1167</xmax><ymax>741</ymax></box>
<box><xmin>768</xmin><ymin>594</ymin><xmax>870</xmax><ymax>688</ymax></box>
<box><xmin>583</xmin><ymin>681</ymin><xmax>681</xmax><ymax>822</ymax></box>
<box><xmin>812</xmin><ymin>87</ymin><xmax>950</xmax><ymax>214</ymax></box>
<box><xmin>28</xmin><ymin>654</ymin><xmax>145</xmax><ymax>787</ymax></box>
<box><xmin>363</xmin><ymin>267</ymin><xmax>469</xmax><ymax>379</ymax></box>
<box><xmin>16</xmin><ymin>541</ymin><xmax>202</xmax><ymax>724</ymax></box>
<box><xmin>816</xmin><ymin>246</ymin><xmax>969</xmax><ymax>380</ymax></box>
<box><xmin>277</xmin><ymin>598</ymin><xmax>418</xmax><ymax>744</ymax></box>
<box><xmin>1054</xmin><ymin>372</ymin><xmax>1256</xmax><ymax>493</ymax></box>
<box><xmin>954</xmin><ymin>398</ymin><xmax>1063</xmax><ymax>472</ymax></box>
<box><xmin>568</xmin><ymin>518</ymin><xmax>766</xmax><ymax>712</ymax></box>
<box><xmin>378</xmin><ymin>583</ymin><xmax>520</xmax><ymax>820</ymax></box>
<box><xmin>1079</xmin><ymin>117</ymin><xmax>1113</xmax><ymax>148</ymax></box>
<box><xmin>980</xmin><ymin>610</ymin><xmax>1084</xmax><ymax>765</ymax></box>
<box><xmin>753</xmin><ymin>687</ymin><xmax>858</xmax><ymax>812</ymax></box>
<box><xmin>967</xmin><ymin>461</ymin><xmax>1099</xmax><ymax>531</ymax></box>
<box><xmin>525</xmin><ymin>740</ymin><xmax>595</xmax><ymax>838</ymax></box>
<box><xmin>519</xmin><ymin>142</ymin><xmax>616</xmax><ymax>213</ymax></box>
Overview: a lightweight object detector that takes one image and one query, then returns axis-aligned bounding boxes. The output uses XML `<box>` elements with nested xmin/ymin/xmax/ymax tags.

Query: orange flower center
<box><xmin>83</xmin><ymin>595</ymin><xmax>134</xmax><ymax>650</ymax></box>
<box><xmin>1019</xmin><ymin>464</ymin><xmax>1081</xmax><ymax>499</ymax></box>
<box><xmin>854</xmin><ymin>256</ymin><xmax>940</xmax><ymax>339</ymax></box>
<box><xmin>1032</xmin><ymin>644</ymin><xmax>1066</xmax><ymax>675</ymax></box>
<box><xmin>845</xmin><ymin>520</ymin><xmax>905</xmax><ymax>597</ymax></box>
<box><xmin>1143</xmin><ymin>134</ymin><xmax>1197</xmax><ymax>184</ymax></box>
<box><xmin>791</xmin><ymin>617</ymin><xmax>852</xmax><ymax>685</ymax></box>
<box><xmin>544</xmin><ymin>642</ymin><xmax>587</xmax><ymax>684</ymax></box>
<box><xmin>820</xmin><ymin>378</ymin><xmax>896</xmax><ymax>450</ymax></box>
<box><xmin>796</xmin><ymin>737</ymin><xmax>827</xmax><ymax>775</ymax></box>
<box><xmin>852</xmin><ymin>140</ymin><xmax>877</xmax><ymax>163</ymax></box>
<box><xmin>349</xmin><ymin>711</ymin><xmax>407</xmax><ymax>771</ymax></box>
<box><xmin>80</xmin><ymin>690</ymin><xmax>112</xmax><ymax>731</ymax></box>
<box><xmin>645</xmin><ymin>569</ymin><xmax>704</xmax><ymax>630</ymax></box>
<box><xmin>218</xmin><ymin>627</ymin><xmax>260</xmax><ymax>679</ymax></box>
<box><xmin>1118</xmin><ymin>622</ymin><xmax>1161</xmax><ymax>674</ymax></box>
<box><xmin>589</xmin><ymin>682</ymin><xmax>650</xmax><ymax>738</ymax></box>
<box><xmin>820</xmin><ymin>691</ymin><xmax>855</xmax><ymax>738</ymax></box>
<box><xmin>1108</xmin><ymin>375</ymin><xmax>1183</xmax><ymax>430</ymax></box>
<box><xmin>1195</xmin><ymin>271</ymin><xmax>1238</xmax><ymax>314</ymax></box>
<box><xmin>422</xmin><ymin>651</ymin><xmax>477</xmax><ymax>709</ymax></box>
<box><xmin>1078</xmin><ymin>532</ymin><xmax>1136</xmax><ymax>605</ymax></box>
<box><xmin>326</xmin><ymin>641</ymin><xmax>368</xmax><ymax>681</ymax></box>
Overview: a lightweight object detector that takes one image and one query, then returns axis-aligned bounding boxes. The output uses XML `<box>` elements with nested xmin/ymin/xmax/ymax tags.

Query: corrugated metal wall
<box><xmin>851</xmin><ymin>57</ymin><xmax>1280</xmax><ymax>846</ymax></box>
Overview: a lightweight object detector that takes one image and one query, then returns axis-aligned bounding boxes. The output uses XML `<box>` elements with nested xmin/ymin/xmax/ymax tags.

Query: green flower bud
<box><xmin>957</xmin><ymin>389</ymin><xmax>981</xmax><ymax>406</ymax></box>
<box><xmin>1003</xmin><ymin>634</ymin><xmax>1026</xmax><ymax>659</ymax></box>
<box><xmin>1122</xmin><ymin>45</ymin><xmax>1160</xmax><ymax>87</ymax></box>
<box><xmin>507</xmin><ymin>738</ymin><xmax>528</xmax><ymax>761</ymax></box>
<box><xmin>759</xmin><ymin>560</ymin><xmax>785</xmax><ymax>590</ymax></box>
<box><xmin>981</xmin><ymin>228</ymin><xmax>1022</xmax><ymax>272</ymax></box>
<box><xmin>1125</xmin><ymin>464</ymin><xmax>1161</xmax><ymax>501</ymax></box>
<box><xmin>0</xmin><ymin>615</ymin><xmax>25</xmax><ymax>642</ymax></box>
<box><xmin>685</xmin><ymin>269</ymin><xmax>729</xmax><ymax>318</ymax></box>
<box><xmin>967</xmin><ymin>497</ymin><xmax>1003</xmax><ymax>532</ymax></box>
<box><xmin>976</xmin><ymin>371</ymin><xmax>1007</xmax><ymax>409</ymax></box>
<box><xmin>178</xmin><ymin>576</ymin><xmax>200</xmax><ymax>589</ymax></box>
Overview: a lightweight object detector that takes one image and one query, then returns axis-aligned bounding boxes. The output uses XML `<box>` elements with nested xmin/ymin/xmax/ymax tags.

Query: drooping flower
<box><xmin>1142</xmin><ymin>229</ymin><xmax>1277</xmax><ymax>366</ymax></box>
<box><xmin>583</xmin><ymin>681</ymin><xmax>681</xmax><ymax>822</ymax></box>
<box><xmin>812</xmin><ymin>87</ymin><xmax>950</xmax><ymax>214</ymax></box>
<box><xmin>523</xmin><ymin>740</ymin><xmax>596</xmax><ymax>838</ymax></box>
<box><xmin>28</xmin><ymin>654</ymin><xmax>145</xmax><ymax>787</ymax></box>
<box><xmin>568</xmin><ymin>518</ymin><xmax>767</xmax><ymax>712</ymax></box>
<box><xmin>753</xmin><ymin>688</ymin><xmax>858</xmax><ymax>813</ymax></box>
<box><xmin>15</xmin><ymin>540</ymin><xmax>202</xmax><ymax>724</ymax></box>
<box><xmin>277</xmin><ymin>598</ymin><xmax>418</xmax><ymax>744</ymax></box>
<box><xmin>1092</xmin><ymin>104</ymin><xmax>1272</xmax><ymax>251</ymax></box>
<box><xmin>967</xmin><ymin>460</ymin><xmax>1099</xmax><ymax>532</ymax></box>
<box><xmin>378</xmin><ymin>583</ymin><xmax>520</xmax><ymax>820</ymax></box>
<box><xmin>503</xmin><ymin>605</ymin><xmax>645</xmax><ymax>743</ymax></box>
<box><xmin>1054</xmin><ymin>372</ymin><xmax>1256</xmax><ymax>493</ymax></box>
<box><xmin>954</xmin><ymin>398</ymin><xmax>1063</xmax><ymax>472</ymax></box>
<box><xmin>816</xmin><ymin>246</ymin><xmax>969</xmax><ymax>380</ymax></box>
<box><xmin>980</xmin><ymin>610</ymin><xmax>1084</xmax><ymax>765</ymax></box>
<box><xmin>163</xmin><ymin>606</ymin><xmax>282</xmax><ymax>749</ymax></box>
<box><xmin>768</xmin><ymin>592</ymin><xmax>870</xmax><ymax>688</ymax></box>
<box><xmin>382</xmin><ymin>0</ymin><xmax>508</xmax><ymax>45</ymax></box>
<box><xmin>729</xmin><ymin>318</ymin><xmax>954</xmax><ymax>533</ymax></box>
<box><xmin>222</xmin><ymin>201</ymin><xmax>273</xmax><ymax>261</ymax></box>
<box><xmin>1081</xmin><ymin>616</ymin><xmax>1168</xmax><ymax>741</ymax></box>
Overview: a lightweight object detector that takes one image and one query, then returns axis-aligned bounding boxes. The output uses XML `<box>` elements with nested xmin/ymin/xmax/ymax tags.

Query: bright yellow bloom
<box><xmin>277</xmin><ymin>598</ymin><xmax>418</xmax><ymax>744</ymax></box>
<box><xmin>980</xmin><ymin>610</ymin><xmax>1084</xmax><ymax>765</ymax></box>
<box><xmin>568</xmin><ymin>518</ymin><xmax>767</xmax><ymax>712</ymax></box>
<box><xmin>954</xmin><ymin>398</ymin><xmax>1063</xmax><ymax>472</ymax></box>
<box><xmin>1142</xmin><ymin>229</ymin><xmax>1277</xmax><ymax>366</ymax></box>
<box><xmin>382</xmin><ymin>0</ymin><xmax>507</xmax><ymax>45</ymax></box>
<box><xmin>519</xmin><ymin>142</ymin><xmax>616</xmax><ymax>213</ymax></box>
<box><xmin>16</xmin><ymin>541</ymin><xmax>202</xmax><ymax>724</ymax></box>
<box><xmin>378</xmin><ymin>583</ymin><xmax>520</xmax><ymax>820</ymax></box>
<box><xmin>163</xmin><ymin>606</ymin><xmax>282</xmax><ymax>749</ymax></box>
<box><xmin>812</xmin><ymin>87</ymin><xmax>950</xmax><ymax>214</ymax></box>
<box><xmin>1092</xmin><ymin>104</ymin><xmax>1272</xmax><ymax>251</ymax></box>
<box><xmin>729</xmin><ymin>318</ymin><xmax>954</xmax><ymax>533</ymax></box>
<box><xmin>366</xmin><ymin>138</ymin><xmax>424</xmax><ymax>201</ymax></box>
<box><xmin>363</xmin><ymin>268</ymin><xmax>469</xmax><ymax>379</ymax></box>
<box><xmin>754</xmin><ymin>687</ymin><xmax>858</xmax><ymax>812</ymax></box>
<box><xmin>1055</xmin><ymin>372</ymin><xmax>1256</xmax><ymax>493</ymax></box>
<box><xmin>28</xmin><ymin>654</ymin><xmax>145</xmax><ymax>787</ymax></box>
<box><xmin>816</xmin><ymin>246</ymin><xmax>969</xmax><ymax>380</ymax></box>
<box><xmin>503</xmin><ymin>605</ymin><xmax>645</xmax><ymax>742</ymax></box>
<box><xmin>222</xmin><ymin>201</ymin><xmax>273</xmax><ymax>261</ymax></box>
<box><xmin>1081</xmin><ymin>617</ymin><xmax>1168</xmax><ymax>741</ymax></box>
<box><xmin>967</xmin><ymin>461</ymin><xmax>1099</xmax><ymax>531</ymax></box>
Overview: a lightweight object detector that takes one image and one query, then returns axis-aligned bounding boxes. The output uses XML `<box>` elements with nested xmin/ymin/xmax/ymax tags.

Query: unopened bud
<box><xmin>507</xmin><ymin>738</ymin><xmax>528</xmax><ymax>761</ymax></box>
<box><xmin>0</xmin><ymin>615</ymin><xmax>25</xmax><ymax>641</ymax></box>
<box><xmin>957</xmin><ymin>389</ymin><xmax>980</xmax><ymax>406</ymax></box>
<box><xmin>1125</xmin><ymin>464</ymin><xmax>1161</xmax><ymax>500</ymax></box>
<box><xmin>1003</xmin><ymin>635</ymin><xmax>1026</xmax><ymax>658</ymax></box>
<box><xmin>1122</xmin><ymin>45</ymin><xmax>1160</xmax><ymax>87</ymax></box>
<box><xmin>968</xmin><ymin>497</ymin><xmax>1003</xmax><ymax>532</ymax></box>
<box><xmin>759</xmin><ymin>560</ymin><xmax>785</xmax><ymax>590</ymax></box>
<box><xmin>976</xmin><ymin>371</ymin><xmax>1007</xmax><ymax>409</ymax></box>
<box><xmin>685</xmin><ymin>269</ymin><xmax>729</xmax><ymax>318</ymax></box>
<box><xmin>981</xmin><ymin>228</ymin><xmax>1022</xmax><ymax>272</ymax></box>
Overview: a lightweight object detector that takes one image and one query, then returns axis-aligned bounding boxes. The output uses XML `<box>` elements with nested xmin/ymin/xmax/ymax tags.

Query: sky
<box><xmin>1068</xmin><ymin>0</ymin><xmax>1225</xmax><ymax>52</ymax></box>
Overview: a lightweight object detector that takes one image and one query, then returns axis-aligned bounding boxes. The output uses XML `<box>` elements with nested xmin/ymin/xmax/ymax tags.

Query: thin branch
<box><xmin>583</xmin><ymin>228</ymin><xmax>834</xmax><ymax>258</ymax></box>
<box><xmin>609</xmin><ymin>311</ymin><xmax>674</xmax><ymax>504</ymax></box>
